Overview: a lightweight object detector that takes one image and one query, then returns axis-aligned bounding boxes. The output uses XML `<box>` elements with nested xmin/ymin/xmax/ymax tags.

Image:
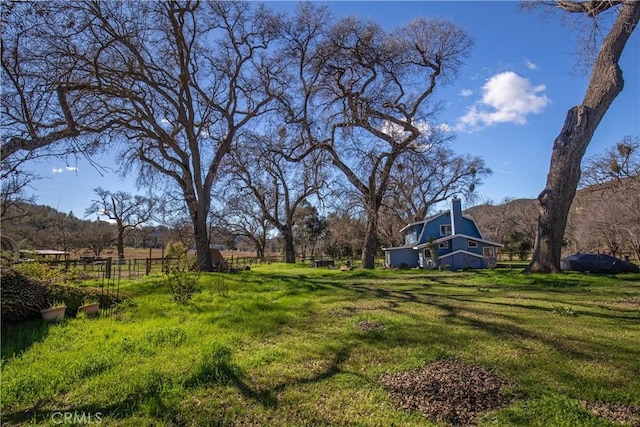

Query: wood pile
<box><xmin>1</xmin><ymin>267</ymin><xmax>123</xmax><ymax>324</ymax></box>
<box><xmin>380</xmin><ymin>358</ymin><xmax>512</xmax><ymax>426</ymax></box>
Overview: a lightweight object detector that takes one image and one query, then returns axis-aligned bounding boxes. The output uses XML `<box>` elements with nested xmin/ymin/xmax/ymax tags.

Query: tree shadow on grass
<box><xmin>2</xmin><ymin>372</ymin><xmax>184</xmax><ymax>426</ymax></box>
<box><xmin>1</xmin><ymin>319</ymin><xmax>53</xmax><ymax>360</ymax></box>
<box><xmin>183</xmin><ymin>342</ymin><xmax>353</xmax><ymax>411</ymax></box>
<box><xmin>321</xmin><ymin>279</ymin><xmax>637</xmax><ymax>364</ymax></box>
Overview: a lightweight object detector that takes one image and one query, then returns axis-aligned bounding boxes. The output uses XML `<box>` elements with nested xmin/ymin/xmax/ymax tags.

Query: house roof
<box><xmin>399</xmin><ymin>211</ymin><xmax>448</xmax><ymax>233</ymax></box>
<box><xmin>381</xmin><ymin>244</ymin><xmax>416</xmax><ymax>251</ymax></box>
<box><xmin>19</xmin><ymin>249</ymin><xmax>70</xmax><ymax>255</ymax></box>
<box><xmin>400</xmin><ymin>211</ymin><xmax>485</xmax><ymax>239</ymax></box>
<box><xmin>413</xmin><ymin>234</ymin><xmax>503</xmax><ymax>249</ymax></box>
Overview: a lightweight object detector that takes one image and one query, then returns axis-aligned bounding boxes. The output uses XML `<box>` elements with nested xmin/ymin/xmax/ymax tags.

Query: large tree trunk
<box><xmin>116</xmin><ymin>228</ymin><xmax>125</xmax><ymax>263</ymax></box>
<box><xmin>190</xmin><ymin>202</ymin><xmax>213</xmax><ymax>272</ymax></box>
<box><xmin>361</xmin><ymin>211</ymin><xmax>379</xmax><ymax>269</ymax></box>
<box><xmin>526</xmin><ymin>1</ymin><xmax>640</xmax><ymax>273</ymax></box>
<box><xmin>282</xmin><ymin>228</ymin><xmax>296</xmax><ymax>264</ymax></box>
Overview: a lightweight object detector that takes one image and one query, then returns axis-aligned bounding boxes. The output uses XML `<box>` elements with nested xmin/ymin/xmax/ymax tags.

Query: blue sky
<box><xmin>24</xmin><ymin>1</ymin><xmax>639</xmax><ymax>217</ymax></box>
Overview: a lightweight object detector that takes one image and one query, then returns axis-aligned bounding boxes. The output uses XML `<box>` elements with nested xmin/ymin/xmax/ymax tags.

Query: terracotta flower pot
<box><xmin>78</xmin><ymin>303</ymin><xmax>100</xmax><ymax>315</ymax></box>
<box><xmin>40</xmin><ymin>306</ymin><xmax>66</xmax><ymax>322</ymax></box>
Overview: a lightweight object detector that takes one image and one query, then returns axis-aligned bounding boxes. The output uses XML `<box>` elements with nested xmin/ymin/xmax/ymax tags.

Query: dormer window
<box><xmin>440</xmin><ymin>224</ymin><xmax>452</xmax><ymax>236</ymax></box>
<box><xmin>405</xmin><ymin>230</ymin><xmax>418</xmax><ymax>245</ymax></box>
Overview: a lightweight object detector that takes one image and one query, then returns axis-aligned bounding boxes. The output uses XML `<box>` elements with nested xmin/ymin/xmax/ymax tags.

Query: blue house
<box><xmin>383</xmin><ymin>197</ymin><xmax>503</xmax><ymax>270</ymax></box>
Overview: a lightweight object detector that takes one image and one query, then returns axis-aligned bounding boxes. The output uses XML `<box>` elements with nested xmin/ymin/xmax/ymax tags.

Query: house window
<box><xmin>439</xmin><ymin>241</ymin><xmax>449</xmax><ymax>249</ymax></box>
<box><xmin>468</xmin><ymin>240</ymin><xmax>478</xmax><ymax>248</ymax></box>
<box><xmin>405</xmin><ymin>231</ymin><xmax>418</xmax><ymax>245</ymax></box>
<box><xmin>424</xmin><ymin>249</ymin><xmax>432</xmax><ymax>258</ymax></box>
<box><xmin>440</xmin><ymin>224</ymin><xmax>452</xmax><ymax>236</ymax></box>
<box><xmin>483</xmin><ymin>247</ymin><xmax>495</xmax><ymax>258</ymax></box>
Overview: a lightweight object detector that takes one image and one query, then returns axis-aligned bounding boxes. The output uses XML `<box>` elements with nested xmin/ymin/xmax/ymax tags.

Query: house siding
<box><xmin>459</xmin><ymin>218</ymin><xmax>482</xmax><ymax>238</ymax></box>
<box><xmin>384</xmin><ymin>247</ymin><xmax>419</xmax><ymax>268</ymax></box>
<box><xmin>423</xmin><ymin>213</ymin><xmax>452</xmax><ymax>239</ymax></box>
<box><xmin>440</xmin><ymin>251</ymin><xmax>486</xmax><ymax>270</ymax></box>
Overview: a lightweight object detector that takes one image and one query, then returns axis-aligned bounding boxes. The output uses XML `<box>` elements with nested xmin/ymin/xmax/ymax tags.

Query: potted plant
<box><xmin>78</xmin><ymin>297</ymin><xmax>100</xmax><ymax>315</ymax></box>
<box><xmin>40</xmin><ymin>301</ymin><xmax>66</xmax><ymax>322</ymax></box>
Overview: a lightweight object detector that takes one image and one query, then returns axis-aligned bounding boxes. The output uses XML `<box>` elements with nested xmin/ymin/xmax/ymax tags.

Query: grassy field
<box><xmin>1</xmin><ymin>265</ymin><xmax>639</xmax><ymax>426</ymax></box>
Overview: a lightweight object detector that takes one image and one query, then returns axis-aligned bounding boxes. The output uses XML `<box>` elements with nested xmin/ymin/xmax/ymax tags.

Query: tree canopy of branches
<box><xmin>581</xmin><ymin>136</ymin><xmax>640</xmax><ymax>186</ymax></box>
<box><xmin>279</xmin><ymin>4</ymin><xmax>476</xmax><ymax>268</ymax></box>
<box><xmin>0</xmin><ymin>2</ymin><xmax>109</xmax><ymax>160</ymax></box>
<box><xmin>86</xmin><ymin>188</ymin><xmax>157</xmax><ymax>262</ymax></box>
<box><xmin>527</xmin><ymin>0</ymin><xmax>640</xmax><ymax>273</ymax></box>
<box><xmin>224</xmin><ymin>130</ymin><xmax>328</xmax><ymax>263</ymax></box>
<box><xmin>2</xmin><ymin>1</ymin><xmax>285</xmax><ymax>271</ymax></box>
<box><xmin>4</xmin><ymin>1</ymin><xmax>495</xmax><ymax>268</ymax></box>
<box><xmin>574</xmin><ymin>136</ymin><xmax>640</xmax><ymax>259</ymax></box>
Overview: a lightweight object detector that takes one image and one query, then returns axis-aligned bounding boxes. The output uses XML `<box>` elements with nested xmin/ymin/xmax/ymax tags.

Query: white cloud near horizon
<box><xmin>460</xmin><ymin>88</ymin><xmax>473</xmax><ymax>97</ymax></box>
<box><xmin>52</xmin><ymin>168</ymin><xmax>64</xmax><ymax>174</ymax></box>
<box><xmin>524</xmin><ymin>60</ymin><xmax>538</xmax><ymax>70</ymax></box>
<box><xmin>456</xmin><ymin>71</ymin><xmax>550</xmax><ymax>132</ymax></box>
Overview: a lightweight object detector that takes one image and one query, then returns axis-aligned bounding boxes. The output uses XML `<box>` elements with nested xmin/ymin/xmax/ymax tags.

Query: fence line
<box><xmin>22</xmin><ymin>255</ymin><xmax>289</xmax><ymax>281</ymax></box>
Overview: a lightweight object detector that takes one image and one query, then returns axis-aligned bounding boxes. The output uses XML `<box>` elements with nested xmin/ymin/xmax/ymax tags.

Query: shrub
<box><xmin>12</xmin><ymin>262</ymin><xmax>58</xmax><ymax>284</ymax></box>
<box><xmin>553</xmin><ymin>306</ymin><xmax>577</xmax><ymax>317</ymax></box>
<box><xmin>163</xmin><ymin>242</ymin><xmax>199</xmax><ymax>304</ymax></box>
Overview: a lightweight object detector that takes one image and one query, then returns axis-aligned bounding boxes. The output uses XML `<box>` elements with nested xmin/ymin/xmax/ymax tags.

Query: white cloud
<box><xmin>524</xmin><ymin>60</ymin><xmax>537</xmax><ymax>70</ymax></box>
<box><xmin>380</xmin><ymin>120</ymin><xmax>451</xmax><ymax>141</ymax></box>
<box><xmin>460</xmin><ymin>88</ymin><xmax>473</xmax><ymax>97</ymax></box>
<box><xmin>52</xmin><ymin>166</ymin><xmax>79</xmax><ymax>174</ymax></box>
<box><xmin>456</xmin><ymin>71</ymin><xmax>550</xmax><ymax>131</ymax></box>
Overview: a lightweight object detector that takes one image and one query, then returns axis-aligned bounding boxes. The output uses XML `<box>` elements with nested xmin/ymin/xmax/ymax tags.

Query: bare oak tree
<box><xmin>215</xmin><ymin>193</ymin><xmax>273</xmax><ymax>259</ymax></box>
<box><xmin>280</xmin><ymin>4</ymin><xmax>474</xmax><ymax>268</ymax></box>
<box><xmin>224</xmin><ymin>131</ymin><xmax>328</xmax><ymax>263</ymax></box>
<box><xmin>527</xmin><ymin>0</ymin><xmax>640</xmax><ymax>273</ymax></box>
<box><xmin>579</xmin><ymin>137</ymin><xmax>640</xmax><ymax>259</ymax></box>
<box><xmin>1</xmin><ymin>2</ymin><xmax>108</xmax><ymax>160</ymax></box>
<box><xmin>86</xmin><ymin>188</ymin><xmax>157</xmax><ymax>262</ymax></box>
<box><xmin>385</xmin><ymin>147</ymin><xmax>491</xmax><ymax>223</ymax></box>
<box><xmin>18</xmin><ymin>1</ymin><xmax>283</xmax><ymax>271</ymax></box>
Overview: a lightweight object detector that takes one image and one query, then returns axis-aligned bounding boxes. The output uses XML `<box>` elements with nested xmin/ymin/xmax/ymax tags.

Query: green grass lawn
<box><xmin>2</xmin><ymin>265</ymin><xmax>639</xmax><ymax>426</ymax></box>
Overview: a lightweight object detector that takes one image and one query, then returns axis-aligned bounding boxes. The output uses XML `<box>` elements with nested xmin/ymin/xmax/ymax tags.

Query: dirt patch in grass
<box><xmin>356</xmin><ymin>320</ymin><xmax>386</xmax><ymax>331</ymax></box>
<box><xmin>380</xmin><ymin>358</ymin><xmax>513</xmax><ymax>426</ymax></box>
<box><xmin>581</xmin><ymin>401</ymin><xmax>640</xmax><ymax>426</ymax></box>
<box><xmin>599</xmin><ymin>297</ymin><xmax>640</xmax><ymax>310</ymax></box>
<box><xmin>615</xmin><ymin>297</ymin><xmax>640</xmax><ymax>309</ymax></box>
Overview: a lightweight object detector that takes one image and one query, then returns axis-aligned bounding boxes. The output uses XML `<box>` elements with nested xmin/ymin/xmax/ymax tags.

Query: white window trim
<box><xmin>439</xmin><ymin>241</ymin><xmax>449</xmax><ymax>249</ymax></box>
<box><xmin>468</xmin><ymin>240</ymin><xmax>478</xmax><ymax>248</ymax></box>
<box><xmin>440</xmin><ymin>224</ymin><xmax>452</xmax><ymax>236</ymax></box>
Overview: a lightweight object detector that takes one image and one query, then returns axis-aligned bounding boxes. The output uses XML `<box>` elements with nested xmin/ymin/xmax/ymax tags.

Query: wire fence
<box><xmin>20</xmin><ymin>255</ymin><xmax>288</xmax><ymax>282</ymax></box>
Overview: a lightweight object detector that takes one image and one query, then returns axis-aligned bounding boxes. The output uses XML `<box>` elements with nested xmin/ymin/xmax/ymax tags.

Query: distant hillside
<box><xmin>465</xmin><ymin>179</ymin><xmax>639</xmax><ymax>260</ymax></box>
